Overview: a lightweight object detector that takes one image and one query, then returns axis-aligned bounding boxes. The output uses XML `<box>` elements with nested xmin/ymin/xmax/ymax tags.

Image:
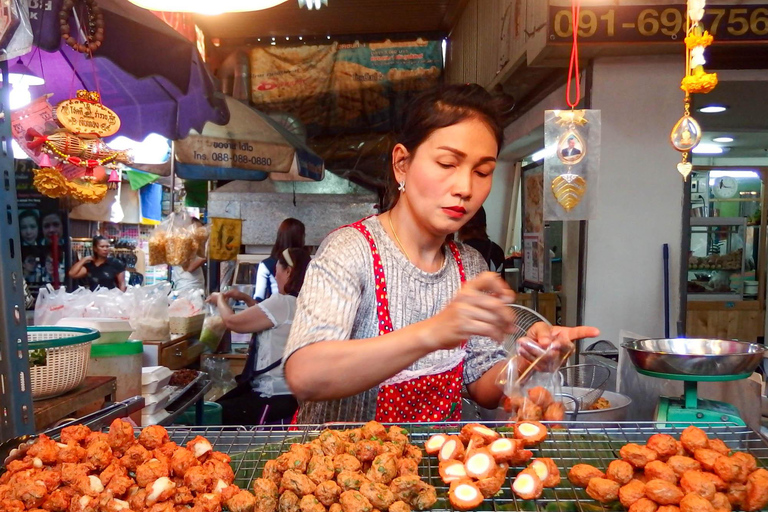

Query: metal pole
<box><xmin>0</xmin><ymin>60</ymin><xmax>35</xmax><ymax>442</ymax></box>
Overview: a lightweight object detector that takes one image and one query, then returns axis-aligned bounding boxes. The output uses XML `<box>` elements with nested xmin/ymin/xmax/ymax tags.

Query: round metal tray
<box><xmin>622</xmin><ymin>338</ymin><xmax>766</xmax><ymax>379</ymax></box>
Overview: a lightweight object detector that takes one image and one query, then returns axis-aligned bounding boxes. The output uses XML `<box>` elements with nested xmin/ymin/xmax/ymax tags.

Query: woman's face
<box><xmin>20</xmin><ymin>216</ymin><xmax>38</xmax><ymax>244</ymax></box>
<box><xmin>94</xmin><ymin>240</ymin><xmax>110</xmax><ymax>258</ymax></box>
<box><xmin>394</xmin><ymin>117</ymin><xmax>498</xmax><ymax>237</ymax></box>
<box><xmin>42</xmin><ymin>214</ymin><xmax>63</xmax><ymax>243</ymax></box>
<box><xmin>275</xmin><ymin>261</ymin><xmax>291</xmax><ymax>294</ymax></box>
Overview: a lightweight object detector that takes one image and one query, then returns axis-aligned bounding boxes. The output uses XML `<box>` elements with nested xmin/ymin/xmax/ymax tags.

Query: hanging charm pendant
<box><xmin>551</xmin><ymin>173</ymin><xmax>587</xmax><ymax>212</ymax></box>
<box><xmin>677</xmin><ymin>153</ymin><xmax>693</xmax><ymax>180</ymax></box>
<box><xmin>557</xmin><ymin>127</ymin><xmax>587</xmax><ymax>165</ymax></box>
<box><xmin>670</xmin><ymin>114</ymin><xmax>702</xmax><ymax>152</ymax></box>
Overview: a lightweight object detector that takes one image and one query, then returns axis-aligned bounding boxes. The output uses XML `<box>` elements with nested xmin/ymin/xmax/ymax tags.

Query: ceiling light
<box><xmin>298</xmin><ymin>0</ymin><xmax>328</xmax><ymax>9</ymax></box>
<box><xmin>698</xmin><ymin>105</ymin><xmax>727</xmax><ymax>113</ymax></box>
<box><xmin>531</xmin><ymin>146</ymin><xmax>557</xmax><ymax>162</ymax></box>
<box><xmin>712</xmin><ymin>136</ymin><xmax>734</xmax><ymax>143</ymax></box>
<box><xmin>127</xmin><ymin>0</ymin><xmax>288</xmax><ymax>14</ymax></box>
<box><xmin>7</xmin><ymin>58</ymin><xmax>45</xmax><ymax>87</ymax></box>
<box><xmin>710</xmin><ymin>170</ymin><xmax>759</xmax><ymax>179</ymax></box>
<box><xmin>692</xmin><ymin>143</ymin><xmax>725</xmax><ymax>155</ymax></box>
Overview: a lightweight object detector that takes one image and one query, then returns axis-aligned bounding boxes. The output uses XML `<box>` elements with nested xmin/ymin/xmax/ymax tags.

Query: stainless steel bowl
<box><xmin>622</xmin><ymin>338</ymin><xmax>766</xmax><ymax>377</ymax></box>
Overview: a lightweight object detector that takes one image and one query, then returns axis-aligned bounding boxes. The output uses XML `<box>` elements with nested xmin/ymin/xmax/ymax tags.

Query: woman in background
<box><xmin>212</xmin><ymin>247</ymin><xmax>311</xmax><ymax>425</ymax></box>
<box><xmin>254</xmin><ymin>218</ymin><xmax>305</xmax><ymax>302</ymax></box>
<box><xmin>172</xmin><ymin>218</ymin><xmax>207</xmax><ymax>293</ymax></box>
<box><xmin>458</xmin><ymin>205</ymin><xmax>506</xmax><ymax>271</ymax></box>
<box><xmin>68</xmin><ymin>236</ymin><xmax>126</xmax><ymax>291</ymax></box>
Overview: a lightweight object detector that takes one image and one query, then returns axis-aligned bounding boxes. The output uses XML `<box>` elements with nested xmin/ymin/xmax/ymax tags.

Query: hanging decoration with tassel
<box><xmin>671</xmin><ymin>0</ymin><xmax>718</xmax><ymax>180</ymax></box>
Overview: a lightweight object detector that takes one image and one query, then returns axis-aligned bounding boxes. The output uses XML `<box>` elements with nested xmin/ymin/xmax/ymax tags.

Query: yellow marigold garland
<box><xmin>681</xmin><ymin>68</ymin><xmax>719</xmax><ymax>94</ymax></box>
<box><xmin>67</xmin><ymin>178</ymin><xmax>108</xmax><ymax>203</ymax></box>
<box><xmin>32</xmin><ymin>167</ymin><xmax>69</xmax><ymax>198</ymax></box>
<box><xmin>685</xmin><ymin>31</ymin><xmax>713</xmax><ymax>50</ymax></box>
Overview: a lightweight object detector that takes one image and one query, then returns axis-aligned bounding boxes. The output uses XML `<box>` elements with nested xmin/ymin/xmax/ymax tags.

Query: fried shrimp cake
<box><xmin>360</xmin><ymin>482</ymin><xmax>395</xmax><ymax>510</ymax></box>
<box><xmin>367</xmin><ymin>453</ymin><xmax>397</xmax><ymax>485</ymax></box>
<box><xmin>645</xmin><ymin>479</ymin><xmax>685</xmax><ymax>505</ymax></box>
<box><xmin>647</xmin><ymin>434</ymin><xmax>679</xmax><ymax>461</ymax></box>
<box><xmin>280</xmin><ymin>490</ymin><xmax>301</xmax><ymax>512</ymax></box>
<box><xmin>680</xmin><ymin>427</ymin><xmax>709</xmax><ymax>454</ymax></box>
<box><xmin>568</xmin><ymin>464</ymin><xmax>605</xmax><ymax>488</ymax></box>
<box><xmin>619</xmin><ymin>480</ymin><xmax>646</xmax><ymax>508</ymax></box>
<box><xmin>680</xmin><ymin>470</ymin><xmax>716</xmax><ymax>500</ymax></box>
<box><xmin>339</xmin><ymin>490</ymin><xmax>373</xmax><ymax>512</ymax></box>
<box><xmin>743</xmin><ymin>468</ymin><xmax>768</xmax><ymax>512</ymax></box>
<box><xmin>680</xmin><ymin>493</ymin><xmax>714</xmax><ymax>512</ymax></box>
<box><xmin>620</xmin><ymin>443</ymin><xmax>658</xmax><ymax>469</ymax></box>
<box><xmin>585</xmin><ymin>477</ymin><xmax>620</xmax><ymax>503</ymax></box>
<box><xmin>606</xmin><ymin>460</ymin><xmax>634</xmax><ymax>485</ymax></box>
<box><xmin>308</xmin><ymin>455</ymin><xmax>335</xmax><ymax>485</ymax></box>
<box><xmin>315</xmin><ymin>479</ymin><xmax>342</xmax><ymax>507</ymax></box>
<box><xmin>282</xmin><ymin>470</ymin><xmax>317</xmax><ymax>497</ymax></box>
<box><xmin>645</xmin><ymin>461</ymin><xmax>678</xmax><ymax>484</ymax></box>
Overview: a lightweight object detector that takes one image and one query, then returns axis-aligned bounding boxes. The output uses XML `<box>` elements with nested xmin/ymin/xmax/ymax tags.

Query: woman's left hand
<box><xmin>206</xmin><ymin>292</ymin><xmax>220</xmax><ymax>304</ymax></box>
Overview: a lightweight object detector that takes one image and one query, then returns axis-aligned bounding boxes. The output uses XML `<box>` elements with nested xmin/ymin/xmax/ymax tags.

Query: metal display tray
<box><xmin>161</xmin><ymin>421</ymin><xmax>768</xmax><ymax>512</ymax></box>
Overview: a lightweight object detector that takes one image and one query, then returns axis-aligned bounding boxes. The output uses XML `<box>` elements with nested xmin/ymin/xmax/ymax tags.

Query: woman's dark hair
<box><xmin>459</xmin><ymin>205</ymin><xmax>489</xmax><ymax>241</ymax></box>
<box><xmin>385</xmin><ymin>84</ymin><xmax>505</xmax><ymax>210</ymax></box>
<box><xmin>279</xmin><ymin>247</ymin><xmax>311</xmax><ymax>297</ymax></box>
<box><xmin>19</xmin><ymin>209</ymin><xmax>39</xmax><ymax>224</ymax></box>
<box><xmin>92</xmin><ymin>235</ymin><xmax>109</xmax><ymax>248</ymax></box>
<box><xmin>270</xmin><ymin>218</ymin><xmax>306</xmax><ymax>259</ymax></box>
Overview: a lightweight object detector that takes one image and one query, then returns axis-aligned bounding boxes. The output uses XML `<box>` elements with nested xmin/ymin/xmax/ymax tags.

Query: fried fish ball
<box><xmin>361</xmin><ymin>422</ymin><xmax>387</xmax><ymax>441</ymax></box>
<box><xmin>360</xmin><ymin>481</ymin><xmax>395</xmax><ymax>510</ymax></box>
<box><xmin>629</xmin><ymin>498</ymin><xmax>659</xmax><ymax>512</ymax></box>
<box><xmin>99</xmin><ymin>461</ymin><xmax>126</xmax><ymax>486</ymax></box>
<box><xmin>402</xmin><ymin>445</ymin><xmax>422</xmax><ymax>464</ymax></box>
<box><xmin>657</xmin><ymin>507</ymin><xmax>681</xmax><ymax>512</ymax></box>
<box><xmin>138</xmin><ymin>425</ymin><xmax>170</xmax><ymax>451</ymax></box>
<box><xmin>693</xmin><ymin>449</ymin><xmax>722</xmax><ymax>472</ymax></box>
<box><xmin>367</xmin><ymin>453</ymin><xmax>397</xmax><ymax>485</ymax></box>
<box><xmin>411</xmin><ymin>484</ymin><xmax>437</xmax><ymax>510</ymax></box>
<box><xmin>517</xmin><ymin>402</ymin><xmax>543</xmax><ymax>422</ymax></box>
<box><xmin>262</xmin><ymin>459</ymin><xmax>283</xmax><ymax>487</ymax></box>
<box><xmin>308</xmin><ymin>455</ymin><xmax>335</xmax><ymax>485</ymax></box>
<box><xmin>645</xmin><ymin>461</ymin><xmax>678</xmax><ymax>484</ymax></box>
<box><xmin>647</xmin><ymin>434</ymin><xmax>680</xmax><ymax>461</ymax></box>
<box><xmin>645</xmin><ymin>479</ymin><xmax>685</xmax><ymax>505</ymax></box>
<box><xmin>543</xmin><ymin>402</ymin><xmax>566</xmax><ymax>422</ymax></box>
<box><xmin>120</xmin><ymin>443</ymin><xmax>151</xmax><ymax>472</ymax></box>
<box><xmin>106</xmin><ymin>419</ymin><xmax>135</xmax><ymax>456</ymax></box>
<box><xmin>701</xmin><ymin>472</ymin><xmax>728</xmax><ymax>493</ymax></box>
<box><xmin>449</xmin><ymin>481</ymin><xmax>484</xmax><ymax>510</ymax></box>
<box><xmin>0</xmin><ymin>498</ymin><xmax>25</xmax><ymax>512</ymax></box>
<box><xmin>184</xmin><ymin>465</ymin><xmax>213</xmax><ymax>494</ymax></box>
<box><xmin>713</xmin><ymin>456</ymin><xmax>744</xmax><ymax>483</ymax></box>
<box><xmin>621</xmin><ymin>443</ymin><xmax>659</xmax><ymax>469</ymax></box>
<box><xmin>61</xmin><ymin>424</ymin><xmax>92</xmax><ymax>445</ymax></box>
<box><xmin>337</xmin><ymin>471</ymin><xmax>367</xmax><ymax>492</ymax></box>
<box><xmin>226</xmin><ymin>489</ymin><xmax>257</xmax><ymax>512</ymax></box>
<box><xmin>743</xmin><ymin>467</ymin><xmax>768</xmax><ymax>512</ymax></box>
<box><xmin>389</xmin><ymin>475</ymin><xmax>428</xmax><ymax>505</ymax></box>
<box><xmin>397</xmin><ymin>458</ymin><xmax>419</xmax><ymax>478</ymax></box>
<box><xmin>527</xmin><ymin>386</ymin><xmax>554</xmax><ymax>407</ymax></box>
<box><xmin>586</xmin><ymin>477</ymin><xmax>620</xmax><ymax>503</ymax></box>
<box><xmin>568</xmin><ymin>464</ymin><xmax>606</xmax><ymax>488</ymax></box>
<box><xmin>619</xmin><ymin>480</ymin><xmax>647</xmax><ymax>508</ymax></box>
<box><xmin>732</xmin><ymin>452</ymin><xmax>757</xmax><ymax>478</ymax></box>
<box><xmin>667</xmin><ymin>456</ymin><xmax>701</xmax><ymax>478</ymax></box>
<box><xmin>389</xmin><ymin>501</ymin><xmax>410</xmax><ymax>512</ymax></box>
<box><xmin>339</xmin><ymin>490</ymin><xmax>373</xmax><ymax>512</ymax></box>
<box><xmin>711</xmin><ymin>492</ymin><xmax>731</xmax><ymax>512</ymax></box>
<box><xmin>283</xmin><ymin>470</ymin><xmax>318</xmax><ymax>497</ymax></box>
<box><xmin>514</xmin><ymin>421</ymin><xmax>548</xmax><ymax>447</ymax></box>
<box><xmin>726</xmin><ymin>482</ymin><xmax>746</xmax><ymax>508</ymax></box>
<box><xmin>135</xmin><ymin>458</ymin><xmax>171</xmax><ymax>488</ymax></box>
<box><xmin>606</xmin><ymin>460</ymin><xmax>635</xmax><ymax>485</ymax></box>
<box><xmin>315</xmin><ymin>480</ymin><xmax>342</xmax><ymax>507</ymax></box>
<box><xmin>680</xmin><ymin>470</ymin><xmax>716</xmax><ymax>501</ymax></box>
<box><xmin>252</xmin><ymin>478</ymin><xmax>279</xmax><ymax>511</ymax></box>
<box><xmin>280</xmin><ymin>490</ymin><xmax>301</xmax><ymax>512</ymax></box>
<box><xmin>530</xmin><ymin>458</ymin><xmax>561</xmax><ymax>488</ymax></box>
<box><xmin>299</xmin><ymin>494</ymin><xmax>325</xmax><ymax>512</ymax></box>
<box><xmin>186</xmin><ymin>436</ymin><xmax>213</xmax><ymax>461</ymax></box>
<box><xmin>680</xmin><ymin>427</ymin><xmax>709</xmax><ymax>454</ymax></box>
<box><xmin>334</xmin><ymin>454</ymin><xmax>362</xmax><ymax>475</ymax></box>
<box><xmin>280</xmin><ymin>452</ymin><xmax>309</xmax><ymax>474</ymax></box>
<box><xmin>329</xmin><ymin>504</ymin><xmax>342</xmax><ymax>512</ymax></box>
<box><xmin>204</xmin><ymin>459</ymin><xmax>235</xmax><ymax>485</ymax></box>
<box><xmin>170</xmin><ymin>447</ymin><xmax>200</xmax><ymax>478</ymax></box>
<box><xmin>85</xmin><ymin>439</ymin><xmax>113</xmax><ymax>471</ymax></box>
<box><xmin>707</xmin><ymin>439</ymin><xmax>730</xmax><ymax>456</ymax></box>
<box><xmin>680</xmin><ymin>493</ymin><xmax>714</xmax><ymax>512</ymax></box>
<box><xmin>354</xmin><ymin>441</ymin><xmax>384</xmax><ymax>463</ymax></box>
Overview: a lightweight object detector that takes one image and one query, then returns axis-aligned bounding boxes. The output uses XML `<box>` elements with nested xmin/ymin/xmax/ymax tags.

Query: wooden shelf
<box><xmin>33</xmin><ymin>376</ymin><xmax>116</xmax><ymax>431</ymax></box>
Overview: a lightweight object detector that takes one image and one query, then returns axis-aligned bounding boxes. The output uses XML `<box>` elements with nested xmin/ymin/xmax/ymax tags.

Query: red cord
<box><xmin>566</xmin><ymin>0</ymin><xmax>581</xmax><ymax>108</ymax></box>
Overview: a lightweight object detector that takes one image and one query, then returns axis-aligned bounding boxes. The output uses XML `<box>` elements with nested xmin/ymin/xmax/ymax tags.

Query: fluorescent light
<box><xmin>709</xmin><ymin>170</ymin><xmax>759</xmax><ymax>179</ymax></box>
<box><xmin>127</xmin><ymin>0</ymin><xmax>288</xmax><ymax>14</ymax></box>
<box><xmin>531</xmin><ymin>146</ymin><xmax>557</xmax><ymax>162</ymax></box>
<box><xmin>698</xmin><ymin>105</ymin><xmax>727</xmax><ymax>113</ymax></box>
<box><xmin>692</xmin><ymin>143</ymin><xmax>724</xmax><ymax>154</ymax></box>
<box><xmin>110</xmin><ymin>134</ymin><xmax>170</xmax><ymax>164</ymax></box>
<box><xmin>712</xmin><ymin>136</ymin><xmax>734</xmax><ymax>143</ymax></box>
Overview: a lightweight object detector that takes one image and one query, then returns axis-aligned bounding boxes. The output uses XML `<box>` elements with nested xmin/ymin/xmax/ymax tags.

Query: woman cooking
<box><xmin>284</xmin><ymin>84</ymin><xmax>599</xmax><ymax>423</ymax></box>
<box><xmin>68</xmin><ymin>235</ymin><xmax>127</xmax><ymax>291</ymax></box>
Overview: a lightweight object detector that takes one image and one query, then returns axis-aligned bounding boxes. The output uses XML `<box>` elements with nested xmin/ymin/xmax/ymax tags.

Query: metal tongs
<box><xmin>0</xmin><ymin>395</ymin><xmax>145</xmax><ymax>470</ymax></box>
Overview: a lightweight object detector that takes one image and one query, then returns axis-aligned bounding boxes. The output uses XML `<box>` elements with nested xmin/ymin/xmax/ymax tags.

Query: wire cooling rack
<box><xmin>163</xmin><ymin>421</ymin><xmax>768</xmax><ymax>512</ymax></box>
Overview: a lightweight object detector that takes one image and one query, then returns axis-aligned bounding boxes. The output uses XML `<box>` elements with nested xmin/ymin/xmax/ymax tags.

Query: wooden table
<box><xmin>33</xmin><ymin>376</ymin><xmax>116</xmax><ymax>431</ymax></box>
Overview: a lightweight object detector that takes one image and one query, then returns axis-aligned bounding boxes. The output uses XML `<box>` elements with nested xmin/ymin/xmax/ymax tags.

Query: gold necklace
<box><xmin>388</xmin><ymin>213</ymin><xmax>411</xmax><ymax>261</ymax></box>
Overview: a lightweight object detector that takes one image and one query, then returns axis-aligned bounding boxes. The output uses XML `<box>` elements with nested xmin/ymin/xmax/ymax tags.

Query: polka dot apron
<box><xmin>349</xmin><ymin>220</ymin><xmax>467</xmax><ymax>423</ymax></box>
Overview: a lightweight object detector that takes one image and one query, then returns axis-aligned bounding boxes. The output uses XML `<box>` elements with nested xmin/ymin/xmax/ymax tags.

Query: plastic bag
<box><xmin>148</xmin><ymin>211</ymin><xmax>199</xmax><ymax>266</ymax></box>
<box><xmin>496</xmin><ymin>338</ymin><xmax>574</xmax><ymax>422</ymax></box>
<box><xmin>0</xmin><ymin>0</ymin><xmax>33</xmax><ymax>62</ymax></box>
<box><xmin>168</xmin><ymin>288</ymin><xmax>205</xmax><ymax>317</ymax></box>
<box><xmin>33</xmin><ymin>285</ymin><xmax>67</xmax><ymax>325</ymax></box>
<box><xmin>129</xmin><ymin>283</ymin><xmax>171</xmax><ymax>341</ymax></box>
<box><xmin>192</xmin><ymin>224</ymin><xmax>209</xmax><ymax>258</ymax></box>
<box><xmin>200</xmin><ymin>302</ymin><xmax>226</xmax><ymax>351</ymax></box>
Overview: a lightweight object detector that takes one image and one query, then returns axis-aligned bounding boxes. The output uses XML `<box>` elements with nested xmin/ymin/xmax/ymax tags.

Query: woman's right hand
<box><xmin>222</xmin><ymin>290</ymin><xmax>251</xmax><ymax>302</ymax></box>
<box><xmin>422</xmin><ymin>272</ymin><xmax>516</xmax><ymax>350</ymax></box>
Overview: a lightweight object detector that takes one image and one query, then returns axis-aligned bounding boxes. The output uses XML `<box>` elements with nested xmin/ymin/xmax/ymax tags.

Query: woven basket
<box><xmin>170</xmin><ymin>313</ymin><xmax>205</xmax><ymax>337</ymax></box>
<box><xmin>28</xmin><ymin>326</ymin><xmax>98</xmax><ymax>400</ymax></box>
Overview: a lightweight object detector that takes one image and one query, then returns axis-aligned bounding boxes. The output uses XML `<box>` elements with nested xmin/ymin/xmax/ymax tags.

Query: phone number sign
<box><xmin>175</xmin><ymin>135</ymin><xmax>294</xmax><ymax>173</ymax></box>
<box><xmin>548</xmin><ymin>4</ymin><xmax>768</xmax><ymax>43</ymax></box>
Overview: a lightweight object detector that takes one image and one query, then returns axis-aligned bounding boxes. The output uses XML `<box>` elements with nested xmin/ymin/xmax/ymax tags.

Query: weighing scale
<box><xmin>622</xmin><ymin>338</ymin><xmax>766</xmax><ymax>426</ymax></box>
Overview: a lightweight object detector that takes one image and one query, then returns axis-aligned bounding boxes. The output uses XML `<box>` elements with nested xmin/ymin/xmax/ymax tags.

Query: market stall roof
<box><xmin>175</xmin><ymin>96</ymin><xmax>324</xmax><ymax>182</ymax></box>
<box><xmin>22</xmin><ymin>0</ymin><xmax>229</xmax><ymax>141</ymax></box>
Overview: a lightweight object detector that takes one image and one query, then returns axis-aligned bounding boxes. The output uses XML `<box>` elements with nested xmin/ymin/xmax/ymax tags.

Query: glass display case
<box><xmin>687</xmin><ymin>217</ymin><xmax>748</xmax><ymax>301</ymax></box>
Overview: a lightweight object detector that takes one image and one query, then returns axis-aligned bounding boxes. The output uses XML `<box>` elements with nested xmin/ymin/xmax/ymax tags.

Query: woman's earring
<box><xmin>398</xmin><ymin>181</ymin><xmax>406</xmax><ymax>193</ymax></box>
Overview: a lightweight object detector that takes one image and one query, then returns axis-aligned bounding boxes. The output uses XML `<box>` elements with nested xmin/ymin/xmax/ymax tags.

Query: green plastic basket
<box><xmin>27</xmin><ymin>326</ymin><xmax>99</xmax><ymax>400</ymax></box>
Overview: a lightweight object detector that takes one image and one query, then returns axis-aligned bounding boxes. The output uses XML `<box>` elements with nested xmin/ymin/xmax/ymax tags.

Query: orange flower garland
<box><xmin>67</xmin><ymin>179</ymin><xmax>108</xmax><ymax>203</ymax></box>
<box><xmin>681</xmin><ymin>69</ymin><xmax>719</xmax><ymax>94</ymax></box>
<box><xmin>684</xmin><ymin>31</ymin><xmax>713</xmax><ymax>50</ymax></box>
<box><xmin>32</xmin><ymin>168</ymin><xmax>69</xmax><ymax>198</ymax></box>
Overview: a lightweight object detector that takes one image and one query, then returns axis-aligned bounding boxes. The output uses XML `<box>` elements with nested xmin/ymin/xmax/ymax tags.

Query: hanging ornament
<box><xmin>25</xmin><ymin>129</ymin><xmax>132</xmax><ymax>168</ymax></box>
<box><xmin>67</xmin><ymin>178</ymin><xmax>108</xmax><ymax>203</ymax></box>
<box><xmin>32</xmin><ymin>167</ymin><xmax>70</xmax><ymax>198</ymax></box>
<box><xmin>59</xmin><ymin>0</ymin><xmax>105</xmax><ymax>54</ymax></box>
<box><xmin>55</xmin><ymin>90</ymin><xmax>121</xmax><ymax>137</ymax></box>
<box><xmin>673</xmin><ymin>0</ymin><xmax>718</xmax><ymax>179</ymax></box>
<box><xmin>551</xmin><ymin>173</ymin><xmax>587</xmax><ymax>212</ymax></box>
<box><xmin>107</xmin><ymin>168</ymin><xmax>121</xmax><ymax>190</ymax></box>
